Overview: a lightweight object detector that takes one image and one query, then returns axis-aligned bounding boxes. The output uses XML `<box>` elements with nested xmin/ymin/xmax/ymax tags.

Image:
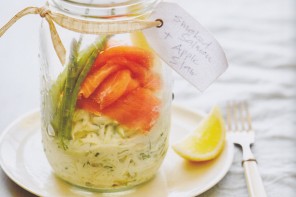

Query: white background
<box><xmin>0</xmin><ymin>1</ymin><xmax>42</xmax><ymax>196</ymax></box>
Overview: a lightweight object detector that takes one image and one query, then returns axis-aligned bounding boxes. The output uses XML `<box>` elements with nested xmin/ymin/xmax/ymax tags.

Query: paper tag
<box><xmin>143</xmin><ymin>2</ymin><xmax>228</xmax><ymax>91</ymax></box>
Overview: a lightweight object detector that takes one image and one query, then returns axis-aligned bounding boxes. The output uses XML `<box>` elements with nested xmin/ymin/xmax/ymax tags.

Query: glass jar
<box><xmin>39</xmin><ymin>0</ymin><xmax>172</xmax><ymax>192</ymax></box>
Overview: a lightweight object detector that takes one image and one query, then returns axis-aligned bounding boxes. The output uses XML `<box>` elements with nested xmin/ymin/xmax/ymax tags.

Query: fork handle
<box><xmin>243</xmin><ymin>160</ymin><xmax>267</xmax><ymax>197</ymax></box>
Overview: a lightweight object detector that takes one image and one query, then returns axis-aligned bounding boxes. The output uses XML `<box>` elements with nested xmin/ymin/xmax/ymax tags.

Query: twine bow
<box><xmin>0</xmin><ymin>6</ymin><xmax>162</xmax><ymax>65</ymax></box>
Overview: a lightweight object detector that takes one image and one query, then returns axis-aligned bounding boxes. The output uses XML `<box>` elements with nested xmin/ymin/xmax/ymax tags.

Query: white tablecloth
<box><xmin>0</xmin><ymin>0</ymin><xmax>295</xmax><ymax>196</ymax></box>
<box><xmin>170</xmin><ymin>0</ymin><xmax>296</xmax><ymax>196</ymax></box>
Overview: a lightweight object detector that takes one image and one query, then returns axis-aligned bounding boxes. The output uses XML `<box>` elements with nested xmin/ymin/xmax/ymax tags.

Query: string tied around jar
<box><xmin>38</xmin><ymin>6</ymin><xmax>50</xmax><ymax>18</ymax></box>
<box><xmin>0</xmin><ymin>6</ymin><xmax>163</xmax><ymax>65</ymax></box>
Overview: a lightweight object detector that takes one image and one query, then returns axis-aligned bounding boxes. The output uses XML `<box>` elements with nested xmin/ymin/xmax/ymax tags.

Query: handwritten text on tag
<box><xmin>143</xmin><ymin>2</ymin><xmax>228</xmax><ymax>91</ymax></box>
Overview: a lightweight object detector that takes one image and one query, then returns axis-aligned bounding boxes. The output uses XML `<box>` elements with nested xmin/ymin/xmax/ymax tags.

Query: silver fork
<box><xmin>226</xmin><ymin>101</ymin><xmax>267</xmax><ymax>197</ymax></box>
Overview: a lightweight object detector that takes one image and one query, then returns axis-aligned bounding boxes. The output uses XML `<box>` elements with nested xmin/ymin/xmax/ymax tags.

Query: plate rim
<box><xmin>187</xmin><ymin>141</ymin><xmax>233</xmax><ymax>196</ymax></box>
<box><xmin>0</xmin><ymin>106</ymin><xmax>233</xmax><ymax>197</ymax></box>
<box><xmin>0</xmin><ymin>109</ymin><xmax>41</xmax><ymax>196</ymax></box>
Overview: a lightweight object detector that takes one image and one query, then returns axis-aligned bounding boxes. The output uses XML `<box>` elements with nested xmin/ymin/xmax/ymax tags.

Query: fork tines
<box><xmin>226</xmin><ymin>101</ymin><xmax>252</xmax><ymax>132</ymax></box>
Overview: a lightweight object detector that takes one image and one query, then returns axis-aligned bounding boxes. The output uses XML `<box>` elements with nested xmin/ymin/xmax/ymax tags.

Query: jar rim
<box><xmin>48</xmin><ymin>0</ymin><xmax>160</xmax><ymax>19</ymax></box>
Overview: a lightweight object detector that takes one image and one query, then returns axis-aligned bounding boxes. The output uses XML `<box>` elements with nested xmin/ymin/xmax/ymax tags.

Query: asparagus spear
<box><xmin>49</xmin><ymin>36</ymin><xmax>109</xmax><ymax>148</ymax></box>
<box><xmin>50</xmin><ymin>37</ymin><xmax>82</xmax><ymax>132</ymax></box>
<box><xmin>50</xmin><ymin>70</ymin><xmax>67</xmax><ymax>132</ymax></box>
<box><xmin>58</xmin><ymin>39</ymin><xmax>80</xmax><ymax>142</ymax></box>
<box><xmin>61</xmin><ymin>36</ymin><xmax>108</xmax><ymax>141</ymax></box>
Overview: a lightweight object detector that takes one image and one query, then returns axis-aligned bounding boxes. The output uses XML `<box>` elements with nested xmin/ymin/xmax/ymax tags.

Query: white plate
<box><xmin>0</xmin><ymin>105</ymin><xmax>233</xmax><ymax>197</ymax></box>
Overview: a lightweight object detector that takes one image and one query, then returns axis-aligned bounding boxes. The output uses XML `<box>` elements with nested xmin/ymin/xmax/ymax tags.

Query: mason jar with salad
<box><xmin>39</xmin><ymin>0</ymin><xmax>172</xmax><ymax>191</ymax></box>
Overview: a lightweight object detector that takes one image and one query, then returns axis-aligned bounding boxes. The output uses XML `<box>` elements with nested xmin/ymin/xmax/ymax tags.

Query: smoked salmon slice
<box><xmin>107</xmin><ymin>57</ymin><xmax>150</xmax><ymax>86</ymax></box>
<box><xmin>77</xmin><ymin>45</ymin><xmax>162</xmax><ymax>132</ymax></box>
<box><xmin>77</xmin><ymin>88</ymin><xmax>160</xmax><ymax>132</ymax></box>
<box><xmin>143</xmin><ymin>72</ymin><xmax>162</xmax><ymax>91</ymax></box>
<box><xmin>125</xmin><ymin>77</ymin><xmax>139</xmax><ymax>94</ymax></box>
<box><xmin>78</xmin><ymin>63</ymin><xmax>121</xmax><ymax>98</ymax></box>
<box><xmin>102</xmin><ymin>88</ymin><xmax>161</xmax><ymax>132</ymax></box>
<box><xmin>93</xmin><ymin>46</ymin><xmax>154</xmax><ymax>70</ymax></box>
<box><xmin>76</xmin><ymin>98</ymin><xmax>101</xmax><ymax>116</ymax></box>
<box><xmin>90</xmin><ymin>69</ymin><xmax>132</xmax><ymax>110</ymax></box>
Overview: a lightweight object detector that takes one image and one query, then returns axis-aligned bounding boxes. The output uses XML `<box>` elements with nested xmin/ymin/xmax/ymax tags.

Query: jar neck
<box><xmin>48</xmin><ymin>0</ymin><xmax>160</xmax><ymax>19</ymax></box>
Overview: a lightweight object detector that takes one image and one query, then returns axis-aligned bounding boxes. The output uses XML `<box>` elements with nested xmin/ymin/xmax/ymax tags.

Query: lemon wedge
<box><xmin>172</xmin><ymin>106</ymin><xmax>226</xmax><ymax>161</ymax></box>
<box><xmin>130</xmin><ymin>31</ymin><xmax>151</xmax><ymax>51</ymax></box>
